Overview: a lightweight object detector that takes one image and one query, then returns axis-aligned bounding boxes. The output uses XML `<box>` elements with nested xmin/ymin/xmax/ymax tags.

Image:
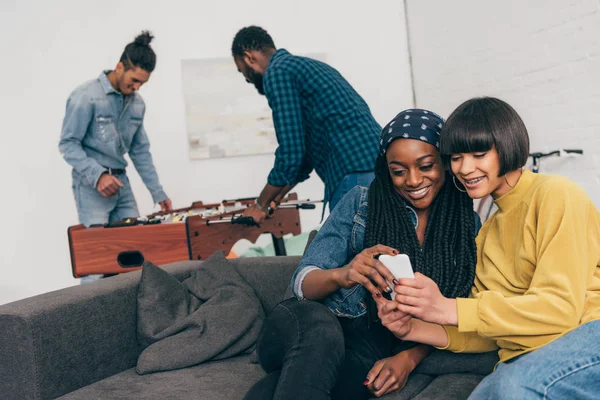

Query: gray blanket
<box><xmin>136</xmin><ymin>252</ymin><xmax>265</xmax><ymax>374</ymax></box>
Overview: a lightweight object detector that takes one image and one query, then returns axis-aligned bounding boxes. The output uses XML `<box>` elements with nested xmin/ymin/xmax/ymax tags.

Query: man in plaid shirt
<box><xmin>232</xmin><ymin>26</ymin><xmax>380</xmax><ymax>223</ymax></box>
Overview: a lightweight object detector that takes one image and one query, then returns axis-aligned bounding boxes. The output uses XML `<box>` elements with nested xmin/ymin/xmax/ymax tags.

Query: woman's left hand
<box><xmin>394</xmin><ymin>272</ymin><xmax>458</xmax><ymax>326</ymax></box>
<box><xmin>365</xmin><ymin>352</ymin><xmax>414</xmax><ymax>397</ymax></box>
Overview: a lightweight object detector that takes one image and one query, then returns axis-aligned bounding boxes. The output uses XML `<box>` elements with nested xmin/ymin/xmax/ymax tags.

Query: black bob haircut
<box><xmin>440</xmin><ymin>97</ymin><xmax>530</xmax><ymax>176</ymax></box>
<box><xmin>120</xmin><ymin>31</ymin><xmax>156</xmax><ymax>72</ymax></box>
<box><xmin>231</xmin><ymin>26</ymin><xmax>276</xmax><ymax>57</ymax></box>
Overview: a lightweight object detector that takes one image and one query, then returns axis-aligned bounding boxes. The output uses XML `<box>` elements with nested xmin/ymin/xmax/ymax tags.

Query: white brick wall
<box><xmin>406</xmin><ymin>0</ymin><xmax>600</xmax><ymax>206</ymax></box>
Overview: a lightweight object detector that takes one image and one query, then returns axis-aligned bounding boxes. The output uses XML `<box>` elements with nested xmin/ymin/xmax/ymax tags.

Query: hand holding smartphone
<box><xmin>378</xmin><ymin>254</ymin><xmax>414</xmax><ymax>300</ymax></box>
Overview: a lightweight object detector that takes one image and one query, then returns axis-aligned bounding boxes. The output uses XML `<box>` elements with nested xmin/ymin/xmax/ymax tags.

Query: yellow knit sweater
<box><xmin>442</xmin><ymin>170</ymin><xmax>600</xmax><ymax>363</ymax></box>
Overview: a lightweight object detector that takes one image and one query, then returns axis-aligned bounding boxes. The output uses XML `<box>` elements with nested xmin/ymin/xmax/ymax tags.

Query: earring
<box><xmin>453</xmin><ymin>176</ymin><xmax>467</xmax><ymax>193</ymax></box>
<box><xmin>504</xmin><ymin>169</ymin><xmax>522</xmax><ymax>188</ymax></box>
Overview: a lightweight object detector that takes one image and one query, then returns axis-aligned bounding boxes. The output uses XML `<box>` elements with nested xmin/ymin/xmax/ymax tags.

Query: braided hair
<box><xmin>364</xmin><ymin>154</ymin><xmax>477</xmax><ymax>298</ymax></box>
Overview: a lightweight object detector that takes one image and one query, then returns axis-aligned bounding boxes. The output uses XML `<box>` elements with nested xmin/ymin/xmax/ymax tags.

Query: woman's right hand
<box><xmin>334</xmin><ymin>245</ymin><xmax>399</xmax><ymax>297</ymax></box>
<box><xmin>374</xmin><ymin>294</ymin><xmax>413</xmax><ymax>339</ymax></box>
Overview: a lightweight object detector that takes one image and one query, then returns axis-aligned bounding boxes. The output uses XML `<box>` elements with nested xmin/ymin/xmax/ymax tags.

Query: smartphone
<box><xmin>379</xmin><ymin>254</ymin><xmax>414</xmax><ymax>300</ymax></box>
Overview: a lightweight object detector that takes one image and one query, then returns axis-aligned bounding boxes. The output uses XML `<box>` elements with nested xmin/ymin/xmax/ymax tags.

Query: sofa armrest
<box><xmin>0</xmin><ymin>261</ymin><xmax>203</xmax><ymax>400</ymax></box>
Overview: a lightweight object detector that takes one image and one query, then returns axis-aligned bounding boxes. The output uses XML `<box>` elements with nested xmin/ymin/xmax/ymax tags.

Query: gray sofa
<box><xmin>0</xmin><ymin>256</ymin><xmax>495</xmax><ymax>400</ymax></box>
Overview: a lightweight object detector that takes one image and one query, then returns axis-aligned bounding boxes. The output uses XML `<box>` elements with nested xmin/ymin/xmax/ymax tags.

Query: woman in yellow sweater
<box><xmin>373</xmin><ymin>97</ymin><xmax>600</xmax><ymax>399</ymax></box>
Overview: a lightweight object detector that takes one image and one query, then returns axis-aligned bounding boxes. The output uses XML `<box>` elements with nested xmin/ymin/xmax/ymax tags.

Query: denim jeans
<box><xmin>332</xmin><ymin>307</ymin><xmax>405</xmax><ymax>400</ymax></box>
<box><xmin>72</xmin><ymin>172</ymin><xmax>139</xmax><ymax>283</ymax></box>
<box><xmin>469</xmin><ymin>319</ymin><xmax>600</xmax><ymax>399</ymax></box>
<box><xmin>243</xmin><ymin>298</ymin><xmax>401</xmax><ymax>400</ymax></box>
<box><xmin>329</xmin><ymin>171</ymin><xmax>375</xmax><ymax>212</ymax></box>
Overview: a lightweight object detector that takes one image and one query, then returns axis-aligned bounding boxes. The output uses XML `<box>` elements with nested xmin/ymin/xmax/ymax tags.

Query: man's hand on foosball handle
<box><xmin>96</xmin><ymin>173</ymin><xmax>123</xmax><ymax>197</ymax></box>
<box><xmin>243</xmin><ymin>204</ymin><xmax>268</xmax><ymax>224</ymax></box>
<box><xmin>159</xmin><ymin>199</ymin><xmax>172</xmax><ymax>212</ymax></box>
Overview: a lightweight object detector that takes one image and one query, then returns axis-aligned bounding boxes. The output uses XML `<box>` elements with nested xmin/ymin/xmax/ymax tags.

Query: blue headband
<box><xmin>379</xmin><ymin>109</ymin><xmax>445</xmax><ymax>155</ymax></box>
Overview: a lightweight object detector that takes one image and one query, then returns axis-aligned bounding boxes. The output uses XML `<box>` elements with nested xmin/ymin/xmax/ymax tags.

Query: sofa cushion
<box><xmin>56</xmin><ymin>357</ymin><xmax>484</xmax><ymax>400</ymax></box>
<box><xmin>375</xmin><ymin>372</ymin><xmax>484</xmax><ymax>400</ymax></box>
<box><xmin>414</xmin><ymin>350</ymin><xmax>498</xmax><ymax>376</ymax></box>
<box><xmin>380</xmin><ymin>373</ymin><xmax>434</xmax><ymax>399</ymax></box>
<box><xmin>57</xmin><ymin>355</ymin><xmax>265</xmax><ymax>400</ymax></box>
<box><xmin>136</xmin><ymin>253</ymin><xmax>265</xmax><ymax>374</ymax></box>
<box><xmin>403</xmin><ymin>373</ymin><xmax>484</xmax><ymax>400</ymax></box>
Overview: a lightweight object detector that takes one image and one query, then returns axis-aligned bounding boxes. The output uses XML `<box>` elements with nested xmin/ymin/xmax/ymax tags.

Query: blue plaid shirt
<box><xmin>263</xmin><ymin>49</ymin><xmax>381</xmax><ymax>203</ymax></box>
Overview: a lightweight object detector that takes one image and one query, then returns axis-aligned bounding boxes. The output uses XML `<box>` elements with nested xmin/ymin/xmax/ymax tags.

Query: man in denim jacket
<box><xmin>59</xmin><ymin>32</ymin><xmax>171</xmax><ymax>282</ymax></box>
<box><xmin>59</xmin><ymin>32</ymin><xmax>171</xmax><ymax>225</ymax></box>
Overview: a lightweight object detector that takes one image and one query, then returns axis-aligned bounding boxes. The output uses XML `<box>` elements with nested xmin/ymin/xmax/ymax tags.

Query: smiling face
<box><xmin>386</xmin><ymin>138</ymin><xmax>445</xmax><ymax>211</ymax></box>
<box><xmin>440</xmin><ymin>97</ymin><xmax>531</xmax><ymax>200</ymax></box>
<box><xmin>450</xmin><ymin>146</ymin><xmax>515</xmax><ymax>199</ymax></box>
<box><xmin>114</xmin><ymin>64</ymin><xmax>150</xmax><ymax>95</ymax></box>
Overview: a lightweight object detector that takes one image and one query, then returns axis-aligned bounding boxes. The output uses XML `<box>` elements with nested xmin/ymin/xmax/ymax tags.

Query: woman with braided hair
<box><xmin>364</xmin><ymin>150</ymin><xmax>476</xmax><ymax>300</ymax></box>
<box><xmin>243</xmin><ymin>109</ymin><xmax>497</xmax><ymax>400</ymax></box>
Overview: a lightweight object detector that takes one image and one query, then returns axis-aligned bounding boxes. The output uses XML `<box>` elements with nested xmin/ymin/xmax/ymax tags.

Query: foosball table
<box><xmin>67</xmin><ymin>193</ymin><xmax>317</xmax><ymax>277</ymax></box>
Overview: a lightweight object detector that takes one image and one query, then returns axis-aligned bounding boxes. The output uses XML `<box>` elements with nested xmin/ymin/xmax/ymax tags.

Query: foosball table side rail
<box><xmin>67</xmin><ymin>222</ymin><xmax>190</xmax><ymax>278</ymax></box>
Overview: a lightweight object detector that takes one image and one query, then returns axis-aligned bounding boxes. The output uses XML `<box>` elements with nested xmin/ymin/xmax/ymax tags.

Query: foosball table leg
<box><xmin>271</xmin><ymin>234</ymin><xmax>287</xmax><ymax>256</ymax></box>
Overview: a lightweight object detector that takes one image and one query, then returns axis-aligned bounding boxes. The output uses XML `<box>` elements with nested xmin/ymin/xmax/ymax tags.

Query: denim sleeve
<box><xmin>59</xmin><ymin>90</ymin><xmax>106</xmax><ymax>188</ymax></box>
<box><xmin>265</xmin><ymin>67</ymin><xmax>306</xmax><ymax>188</ymax></box>
<box><xmin>290</xmin><ymin>186</ymin><xmax>362</xmax><ymax>298</ymax></box>
<box><xmin>129</xmin><ymin>122</ymin><xmax>168</xmax><ymax>204</ymax></box>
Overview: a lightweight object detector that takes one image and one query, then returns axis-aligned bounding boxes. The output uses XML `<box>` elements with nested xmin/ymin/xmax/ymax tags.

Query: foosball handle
<box><xmin>231</xmin><ymin>216</ymin><xmax>258</xmax><ymax>226</ymax></box>
<box><xmin>296</xmin><ymin>204</ymin><xmax>316</xmax><ymax>210</ymax></box>
<box><xmin>222</xmin><ymin>196</ymin><xmax>257</xmax><ymax>203</ymax></box>
<box><xmin>275</xmin><ymin>203</ymin><xmax>317</xmax><ymax>211</ymax></box>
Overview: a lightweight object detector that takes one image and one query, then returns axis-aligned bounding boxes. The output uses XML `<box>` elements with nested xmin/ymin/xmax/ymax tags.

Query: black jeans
<box><xmin>243</xmin><ymin>298</ymin><xmax>402</xmax><ymax>400</ymax></box>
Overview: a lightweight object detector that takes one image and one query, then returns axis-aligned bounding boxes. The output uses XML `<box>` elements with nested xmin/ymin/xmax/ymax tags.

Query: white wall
<box><xmin>0</xmin><ymin>0</ymin><xmax>413</xmax><ymax>304</ymax></box>
<box><xmin>406</xmin><ymin>0</ymin><xmax>600</xmax><ymax>205</ymax></box>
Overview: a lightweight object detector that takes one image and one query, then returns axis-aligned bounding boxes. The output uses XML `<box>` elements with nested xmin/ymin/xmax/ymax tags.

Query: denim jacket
<box><xmin>291</xmin><ymin>185</ymin><xmax>482</xmax><ymax>318</ymax></box>
<box><xmin>59</xmin><ymin>71</ymin><xmax>167</xmax><ymax>203</ymax></box>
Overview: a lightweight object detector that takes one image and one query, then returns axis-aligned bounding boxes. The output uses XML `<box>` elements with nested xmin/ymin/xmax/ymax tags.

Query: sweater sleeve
<box><xmin>438</xmin><ymin>327</ymin><xmax>499</xmax><ymax>353</ymax></box>
<box><xmin>453</xmin><ymin>181</ymin><xmax>591</xmax><ymax>351</ymax></box>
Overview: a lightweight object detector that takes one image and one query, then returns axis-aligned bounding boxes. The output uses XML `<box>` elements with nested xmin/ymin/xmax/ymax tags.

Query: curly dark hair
<box><xmin>120</xmin><ymin>31</ymin><xmax>156</xmax><ymax>72</ymax></box>
<box><xmin>231</xmin><ymin>26</ymin><xmax>276</xmax><ymax>57</ymax></box>
<box><xmin>364</xmin><ymin>155</ymin><xmax>477</xmax><ymax>299</ymax></box>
